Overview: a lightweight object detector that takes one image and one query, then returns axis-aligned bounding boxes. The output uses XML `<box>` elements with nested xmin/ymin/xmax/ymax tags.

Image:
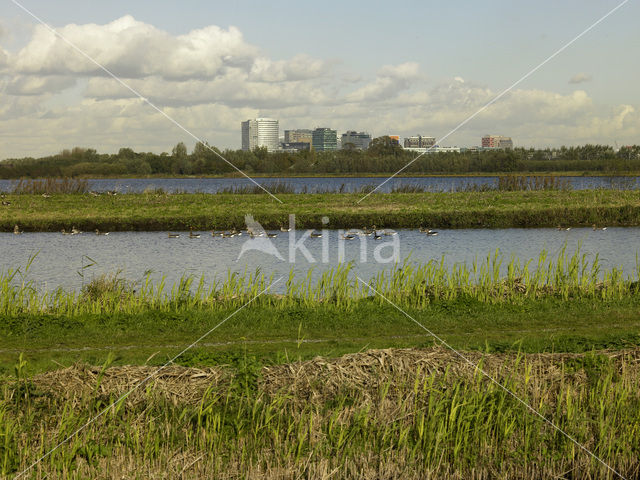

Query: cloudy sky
<box><xmin>0</xmin><ymin>0</ymin><xmax>638</xmax><ymax>158</ymax></box>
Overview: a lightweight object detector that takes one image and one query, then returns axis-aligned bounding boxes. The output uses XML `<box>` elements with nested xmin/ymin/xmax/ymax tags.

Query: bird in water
<box><xmin>592</xmin><ymin>224</ymin><xmax>607</xmax><ymax>231</ymax></box>
<box><xmin>71</xmin><ymin>226</ymin><xmax>82</xmax><ymax>235</ymax></box>
<box><xmin>189</xmin><ymin>230</ymin><xmax>201</xmax><ymax>238</ymax></box>
<box><xmin>168</xmin><ymin>232</ymin><xmax>180</xmax><ymax>238</ymax></box>
<box><xmin>95</xmin><ymin>229</ymin><xmax>110</xmax><ymax>235</ymax></box>
<box><xmin>557</xmin><ymin>225</ymin><xmax>571</xmax><ymax>231</ymax></box>
<box><xmin>13</xmin><ymin>224</ymin><xmax>22</xmax><ymax>235</ymax></box>
<box><xmin>280</xmin><ymin>226</ymin><xmax>291</xmax><ymax>232</ymax></box>
<box><xmin>310</xmin><ymin>231</ymin><xmax>322</xmax><ymax>238</ymax></box>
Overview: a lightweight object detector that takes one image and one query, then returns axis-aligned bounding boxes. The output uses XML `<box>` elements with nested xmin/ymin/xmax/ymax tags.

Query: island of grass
<box><xmin>2</xmin><ymin>189</ymin><xmax>640</xmax><ymax>231</ymax></box>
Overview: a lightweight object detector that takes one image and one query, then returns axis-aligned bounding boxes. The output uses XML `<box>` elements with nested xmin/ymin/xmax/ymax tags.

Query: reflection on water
<box><xmin>1</xmin><ymin>176</ymin><xmax>639</xmax><ymax>194</ymax></box>
<box><xmin>1</xmin><ymin>228</ymin><xmax>638</xmax><ymax>292</ymax></box>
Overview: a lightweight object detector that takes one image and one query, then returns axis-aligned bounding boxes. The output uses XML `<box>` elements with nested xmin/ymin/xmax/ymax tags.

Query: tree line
<box><xmin>1</xmin><ymin>138</ymin><xmax>639</xmax><ymax>178</ymax></box>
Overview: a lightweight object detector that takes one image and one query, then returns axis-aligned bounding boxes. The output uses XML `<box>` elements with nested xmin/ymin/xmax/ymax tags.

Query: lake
<box><xmin>1</xmin><ymin>175</ymin><xmax>639</xmax><ymax>194</ymax></box>
<box><xmin>1</xmin><ymin>227</ymin><xmax>638</xmax><ymax>292</ymax></box>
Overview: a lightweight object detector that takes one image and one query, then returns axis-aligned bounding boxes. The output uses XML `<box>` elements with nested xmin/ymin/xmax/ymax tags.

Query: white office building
<box><xmin>241</xmin><ymin>118</ymin><xmax>280</xmax><ymax>152</ymax></box>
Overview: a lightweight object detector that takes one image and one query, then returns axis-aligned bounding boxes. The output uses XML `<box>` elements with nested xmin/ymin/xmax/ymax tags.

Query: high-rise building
<box><xmin>341</xmin><ymin>131</ymin><xmax>372</xmax><ymax>150</ymax></box>
<box><xmin>241</xmin><ymin>118</ymin><xmax>280</xmax><ymax>152</ymax></box>
<box><xmin>312</xmin><ymin>128</ymin><xmax>338</xmax><ymax>151</ymax></box>
<box><xmin>404</xmin><ymin>135</ymin><xmax>436</xmax><ymax>149</ymax></box>
<box><xmin>481</xmin><ymin>135</ymin><xmax>513</xmax><ymax>149</ymax></box>
<box><xmin>284</xmin><ymin>129</ymin><xmax>313</xmax><ymax>145</ymax></box>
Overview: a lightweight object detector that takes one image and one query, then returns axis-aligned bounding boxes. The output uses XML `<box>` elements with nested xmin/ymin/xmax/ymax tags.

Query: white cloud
<box><xmin>569</xmin><ymin>73</ymin><xmax>592</xmax><ymax>84</ymax></box>
<box><xmin>0</xmin><ymin>17</ymin><xmax>638</xmax><ymax>158</ymax></box>
<box><xmin>6</xmin><ymin>75</ymin><xmax>76</xmax><ymax>96</ymax></box>
<box><xmin>345</xmin><ymin>62</ymin><xmax>421</xmax><ymax>102</ymax></box>
<box><xmin>10</xmin><ymin>16</ymin><xmax>257</xmax><ymax>80</ymax></box>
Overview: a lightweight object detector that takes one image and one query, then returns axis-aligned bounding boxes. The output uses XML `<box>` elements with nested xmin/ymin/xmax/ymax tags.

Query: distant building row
<box><xmin>241</xmin><ymin>119</ymin><xmax>512</xmax><ymax>152</ymax></box>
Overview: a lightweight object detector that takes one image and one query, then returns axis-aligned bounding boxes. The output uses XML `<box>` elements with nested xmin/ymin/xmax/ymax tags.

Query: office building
<box><xmin>404</xmin><ymin>135</ymin><xmax>436</xmax><ymax>149</ymax></box>
<box><xmin>281</xmin><ymin>142</ymin><xmax>311</xmax><ymax>153</ymax></box>
<box><xmin>284</xmin><ymin>129</ymin><xmax>313</xmax><ymax>146</ymax></box>
<box><xmin>341</xmin><ymin>131</ymin><xmax>372</xmax><ymax>150</ymax></box>
<box><xmin>312</xmin><ymin>128</ymin><xmax>338</xmax><ymax>151</ymax></box>
<box><xmin>241</xmin><ymin>118</ymin><xmax>280</xmax><ymax>152</ymax></box>
<box><xmin>481</xmin><ymin>135</ymin><xmax>513</xmax><ymax>149</ymax></box>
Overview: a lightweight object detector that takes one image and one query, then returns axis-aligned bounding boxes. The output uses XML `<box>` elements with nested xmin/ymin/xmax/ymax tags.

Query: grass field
<box><xmin>3</xmin><ymin>249</ymin><xmax>640</xmax><ymax>477</ymax></box>
<box><xmin>2</xmin><ymin>189</ymin><xmax>640</xmax><ymax>231</ymax></box>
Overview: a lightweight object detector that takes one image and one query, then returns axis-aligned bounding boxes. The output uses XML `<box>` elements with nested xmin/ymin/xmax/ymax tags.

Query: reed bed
<box><xmin>9</xmin><ymin>177</ymin><xmax>89</xmax><ymax>194</ymax></box>
<box><xmin>2</xmin><ymin>347</ymin><xmax>640</xmax><ymax>478</ymax></box>
<box><xmin>0</xmin><ymin>248</ymin><xmax>638</xmax><ymax>318</ymax></box>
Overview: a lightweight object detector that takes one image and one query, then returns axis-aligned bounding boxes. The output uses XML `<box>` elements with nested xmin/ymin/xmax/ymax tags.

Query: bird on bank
<box><xmin>42</xmin><ymin>193</ymin><xmax>51</xmax><ymax>198</ymax></box>
<box><xmin>13</xmin><ymin>224</ymin><xmax>22</xmax><ymax>235</ymax></box>
<box><xmin>1</xmin><ymin>201</ymin><xmax>11</xmax><ymax>206</ymax></box>
<box><xmin>168</xmin><ymin>233</ymin><xmax>180</xmax><ymax>238</ymax></box>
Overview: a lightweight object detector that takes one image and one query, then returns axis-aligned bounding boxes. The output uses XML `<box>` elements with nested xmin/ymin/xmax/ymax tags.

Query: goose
<box><xmin>95</xmin><ymin>229</ymin><xmax>110</xmax><ymax>236</ymax></box>
<box><xmin>189</xmin><ymin>230</ymin><xmax>201</xmax><ymax>238</ymax></box>
<box><xmin>426</xmin><ymin>229</ymin><xmax>438</xmax><ymax>236</ymax></box>
<box><xmin>61</xmin><ymin>229</ymin><xmax>70</xmax><ymax>235</ymax></box>
<box><xmin>1</xmin><ymin>201</ymin><xmax>10</xmax><ymax>206</ymax></box>
<box><xmin>383</xmin><ymin>230</ymin><xmax>397</xmax><ymax>236</ymax></box>
<box><xmin>374</xmin><ymin>231</ymin><xmax>382</xmax><ymax>240</ymax></box>
<box><xmin>42</xmin><ymin>193</ymin><xmax>51</xmax><ymax>198</ymax></box>
<box><xmin>13</xmin><ymin>224</ymin><xmax>22</xmax><ymax>235</ymax></box>
<box><xmin>211</xmin><ymin>231</ymin><xmax>223</xmax><ymax>237</ymax></box>
<box><xmin>267</xmin><ymin>232</ymin><xmax>278</xmax><ymax>238</ymax></box>
<box><xmin>280</xmin><ymin>226</ymin><xmax>291</xmax><ymax>232</ymax></box>
<box><xmin>230</xmin><ymin>228</ymin><xmax>242</xmax><ymax>236</ymax></box>
<box><xmin>557</xmin><ymin>225</ymin><xmax>571</xmax><ymax>231</ymax></box>
<box><xmin>592</xmin><ymin>224</ymin><xmax>607</xmax><ymax>231</ymax></box>
<box><xmin>341</xmin><ymin>233</ymin><xmax>356</xmax><ymax>240</ymax></box>
<box><xmin>310</xmin><ymin>231</ymin><xmax>322</xmax><ymax>238</ymax></box>
<box><xmin>71</xmin><ymin>226</ymin><xmax>82</xmax><ymax>235</ymax></box>
<box><xmin>168</xmin><ymin>233</ymin><xmax>180</xmax><ymax>238</ymax></box>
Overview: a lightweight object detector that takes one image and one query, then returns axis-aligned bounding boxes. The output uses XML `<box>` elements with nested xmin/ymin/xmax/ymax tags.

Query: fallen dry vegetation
<box><xmin>3</xmin><ymin>347</ymin><xmax>640</xmax><ymax>479</ymax></box>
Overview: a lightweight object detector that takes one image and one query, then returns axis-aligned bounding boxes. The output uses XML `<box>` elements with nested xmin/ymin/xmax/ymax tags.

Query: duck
<box><xmin>426</xmin><ymin>229</ymin><xmax>438</xmax><ymax>236</ymax></box>
<box><xmin>41</xmin><ymin>193</ymin><xmax>51</xmax><ymax>198</ymax></box>
<box><xmin>95</xmin><ymin>229</ymin><xmax>109</xmax><ymax>236</ymax></box>
<box><xmin>383</xmin><ymin>230</ymin><xmax>397</xmax><ymax>236</ymax></box>
<box><xmin>13</xmin><ymin>224</ymin><xmax>22</xmax><ymax>235</ymax></box>
<box><xmin>61</xmin><ymin>229</ymin><xmax>70</xmax><ymax>235</ymax></box>
<box><xmin>592</xmin><ymin>224</ymin><xmax>607</xmax><ymax>231</ymax></box>
<box><xmin>230</xmin><ymin>228</ymin><xmax>242</xmax><ymax>236</ymax></box>
<box><xmin>2</xmin><ymin>201</ymin><xmax>11</xmax><ymax>206</ymax></box>
<box><xmin>71</xmin><ymin>226</ymin><xmax>82</xmax><ymax>235</ymax></box>
<box><xmin>557</xmin><ymin>225</ymin><xmax>571</xmax><ymax>231</ymax></box>
<box><xmin>341</xmin><ymin>233</ymin><xmax>356</xmax><ymax>240</ymax></box>
<box><xmin>168</xmin><ymin>233</ymin><xmax>180</xmax><ymax>238</ymax></box>
<box><xmin>280</xmin><ymin>226</ymin><xmax>291</xmax><ymax>232</ymax></box>
<box><xmin>211</xmin><ymin>231</ymin><xmax>223</xmax><ymax>237</ymax></box>
<box><xmin>189</xmin><ymin>230</ymin><xmax>201</xmax><ymax>238</ymax></box>
<box><xmin>267</xmin><ymin>232</ymin><xmax>278</xmax><ymax>238</ymax></box>
<box><xmin>310</xmin><ymin>231</ymin><xmax>322</xmax><ymax>238</ymax></box>
<box><xmin>373</xmin><ymin>231</ymin><xmax>382</xmax><ymax>240</ymax></box>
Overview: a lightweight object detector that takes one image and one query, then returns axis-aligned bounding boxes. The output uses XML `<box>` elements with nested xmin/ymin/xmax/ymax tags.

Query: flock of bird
<box><xmin>7</xmin><ymin>224</ymin><xmax>609</xmax><ymax>236</ymax></box>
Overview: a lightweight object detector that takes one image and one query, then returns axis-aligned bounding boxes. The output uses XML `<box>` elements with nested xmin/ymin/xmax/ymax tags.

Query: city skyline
<box><xmin>0</xmin><ymin>1</ymin><xmax>638</xmax><ymax>159</ymax></box>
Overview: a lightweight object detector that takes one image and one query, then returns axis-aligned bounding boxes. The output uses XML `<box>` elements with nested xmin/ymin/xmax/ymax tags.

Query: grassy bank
<box><xmin>3</xmin><ymin>348</ymin><xmax>640</xmax><ymax>478</ymax></box>
<box><xmin>2</xmin><ymin>189</ymin><xmax>640</xmax><ymax>231</ymax></box>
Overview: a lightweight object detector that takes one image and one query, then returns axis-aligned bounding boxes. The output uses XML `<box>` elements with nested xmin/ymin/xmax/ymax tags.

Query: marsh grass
<box><xmin>2</xmin><ymin>348</ymin><xmax>639</xmax><ymax>478</ymax></box>
<box><xmin>0</xmin><ymin>247</ymin><xmax>637</xmax><ymax>318</ymax></box>
<box><xmin>10</xmin><ymin>177</ymin><xmax>89</xmax><ymax>194</ymax></box>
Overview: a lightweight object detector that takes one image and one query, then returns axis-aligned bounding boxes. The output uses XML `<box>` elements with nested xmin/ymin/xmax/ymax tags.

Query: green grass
<box><xmin>2</xmin><ymin>189</ymin><xmax>640</xmax><ymax>230</ymax></box>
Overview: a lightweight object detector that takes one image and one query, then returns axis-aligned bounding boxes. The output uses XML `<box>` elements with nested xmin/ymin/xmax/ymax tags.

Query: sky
<box><xmin>0</xmin><ymin>0</ymin><xmax>638</xmax><ymax>158</ymax></box>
